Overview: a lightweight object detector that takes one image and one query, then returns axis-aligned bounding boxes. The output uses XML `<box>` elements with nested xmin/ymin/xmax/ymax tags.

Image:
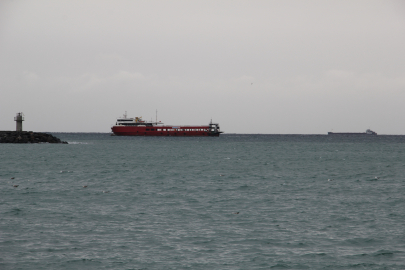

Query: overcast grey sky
<box><xmin>1</xmin><ymin>0</ymin><xmax>405</xmax><ymax>134</ymax></box>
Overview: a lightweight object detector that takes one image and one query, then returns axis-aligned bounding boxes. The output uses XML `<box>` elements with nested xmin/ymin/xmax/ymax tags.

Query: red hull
<box><xmin>111</xmin><ymin>125</ymin><xmax>221</xmax><ymax>136</ymax></box>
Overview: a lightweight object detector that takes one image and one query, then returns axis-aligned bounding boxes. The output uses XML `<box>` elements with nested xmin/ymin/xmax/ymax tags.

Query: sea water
<box><xmin>1</xmin><ymin>134</ymin><xmax>405</xmax><ymax>269</ymax></box>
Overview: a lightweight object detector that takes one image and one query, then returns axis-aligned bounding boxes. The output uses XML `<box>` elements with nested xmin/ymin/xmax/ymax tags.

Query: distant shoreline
<box><xmin>28</xmin><ymin>132</ymin><xmax>405</xmax><ymax>136</ymax></box>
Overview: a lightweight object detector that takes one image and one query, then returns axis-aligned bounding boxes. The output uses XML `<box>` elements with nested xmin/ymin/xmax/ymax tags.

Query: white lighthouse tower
<box><xmin>14</xmin><ymin>112</ymin><xmax>24</xmax><ymax>132</ymax></box>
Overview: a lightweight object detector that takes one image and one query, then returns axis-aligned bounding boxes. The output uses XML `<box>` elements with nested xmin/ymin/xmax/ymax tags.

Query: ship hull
<box><xmin>111</xmin><ymin>125</ymin><xmax>221</xmax><ymax>137</ymax></box>
<box><xmin>328</xmin><ymin>132</ymin><xmax>377</xmax><ymax>135</ymax></box>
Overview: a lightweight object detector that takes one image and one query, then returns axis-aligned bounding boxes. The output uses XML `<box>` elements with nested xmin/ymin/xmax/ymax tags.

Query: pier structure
<box><xmin>14</xmin><ymin>112</ymin><xmax>24</xmax><ymax>132</ymax></box>
<box><xmin>0</xmin><ymin>112</ymin><xmax>67</xmax><ymax>144</ymax></box>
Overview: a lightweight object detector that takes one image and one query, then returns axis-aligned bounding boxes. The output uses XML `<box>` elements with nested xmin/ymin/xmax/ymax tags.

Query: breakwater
<box><xmin>0</xmin><ymin>131</ymin><xmax>67</xmax><ymax>144</ymax></box>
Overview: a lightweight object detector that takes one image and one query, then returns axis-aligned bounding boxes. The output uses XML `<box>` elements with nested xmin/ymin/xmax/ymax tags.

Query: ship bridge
<box><xmin>209</xmin><ymin>121</ymin><xmax>221</xmax><ymax>134</ymax></box>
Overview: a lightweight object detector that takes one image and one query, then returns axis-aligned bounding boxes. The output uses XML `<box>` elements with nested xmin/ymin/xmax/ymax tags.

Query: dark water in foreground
<box><xmin>1</xmin><ymin>134</ymin><xmax>405</xmax><ymax>269</ymax></box>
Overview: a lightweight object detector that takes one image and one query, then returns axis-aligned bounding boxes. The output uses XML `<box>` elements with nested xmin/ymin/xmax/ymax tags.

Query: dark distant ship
<box><xmin>328</xmin><ymin>129</ymin><xmax>377</xmax><ymax>135</ymax></box>
<box><xmin>111</xmin><ymin>112</ymin><xmax>222</xmax><ymax>136</ymax></box>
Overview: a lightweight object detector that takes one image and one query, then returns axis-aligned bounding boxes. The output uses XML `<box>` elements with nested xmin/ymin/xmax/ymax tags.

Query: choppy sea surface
<box><xmin>1</xmin><ymin>133</ymin><xmax>405</xmax><ymax>269</ymax></box>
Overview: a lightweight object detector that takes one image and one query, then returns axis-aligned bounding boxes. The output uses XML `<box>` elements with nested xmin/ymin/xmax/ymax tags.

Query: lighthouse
<box><xmin>14</xmin><ymin>112</ymin><xmax>24</xmax><ymax>132</ymax></box>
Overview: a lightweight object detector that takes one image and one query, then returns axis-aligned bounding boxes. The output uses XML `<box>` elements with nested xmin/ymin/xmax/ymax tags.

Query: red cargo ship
<box><xmin>111</xmin><ymin>112</ymin><xmax>222</xmax><ymax>136</ymax></box>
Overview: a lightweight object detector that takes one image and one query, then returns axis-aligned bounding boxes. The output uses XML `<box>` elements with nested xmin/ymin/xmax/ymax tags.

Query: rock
<box><xmin>0</xmin><ymin>131</ymin><xmax>67</xmax><ymax>144</ymax></box>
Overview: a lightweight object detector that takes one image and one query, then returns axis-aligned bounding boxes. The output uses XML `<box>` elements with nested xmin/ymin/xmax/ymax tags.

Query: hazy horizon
<box><xmin>1</xmin><ymin>1</ymin><xmax>405</xmax><ymax>134</ymax></box>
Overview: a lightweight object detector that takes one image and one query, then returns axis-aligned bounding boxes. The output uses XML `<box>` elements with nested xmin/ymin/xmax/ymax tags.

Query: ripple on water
<box><xmin>1</xmin><ymin>134</ymin><xmax>405</xmax><ymax>269</ymax></box>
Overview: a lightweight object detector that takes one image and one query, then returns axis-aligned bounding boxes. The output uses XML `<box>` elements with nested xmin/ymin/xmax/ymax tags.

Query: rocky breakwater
<box><xmin>0</xmin><ymin>131</ymin><xmax>68</xmax><ymax>144</ymax></box>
